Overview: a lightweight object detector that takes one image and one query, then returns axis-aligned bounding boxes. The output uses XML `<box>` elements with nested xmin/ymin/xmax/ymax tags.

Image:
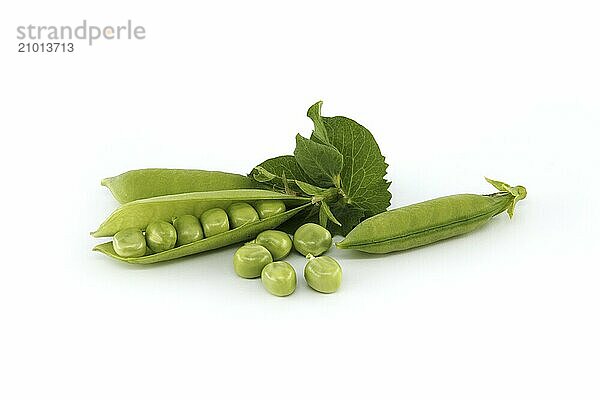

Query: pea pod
<box><xmin>101</xmin><ymin>168</ymin><xmax>260</xmax><ymax>204</ymax></box>
<box><xmin>336</xmin><ymin>178</ymin><xmax>527</xmax><ymax>254</ymax></box>
<box><xmin>92</xmin><ymin>189</ymin><xmax>311</xmax><ymax>264</ymax></box>
<box><xmin>92</xmin><ymin>189</ymin><xmax>307</xmax><ymax>237</ymax></box>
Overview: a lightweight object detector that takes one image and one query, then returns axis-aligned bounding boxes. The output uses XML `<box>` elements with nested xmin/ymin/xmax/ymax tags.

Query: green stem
<box><xmin>312</xmin><ymin>187</ymin><xmax>339</xmax><ymax>204</ymax></box>
<box><xmin>485</xmin><ymin>177</ymin><xmax>527</xmax><ymax>218</ymax></box>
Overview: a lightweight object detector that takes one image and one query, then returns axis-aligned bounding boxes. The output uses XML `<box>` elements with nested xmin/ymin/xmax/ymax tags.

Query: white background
<box><xmin>1</xmin><ymin>1</ymin><xmax>599</xmax><ymax>399</ymax></box>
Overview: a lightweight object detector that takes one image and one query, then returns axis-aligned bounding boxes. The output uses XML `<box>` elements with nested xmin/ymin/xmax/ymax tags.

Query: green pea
<box><xmin>200</xmin><ymin>208</ymin><xmax>230</xmax><ymax>237</ymax></box>
<box><xmin>293</xmin><ymin>223</ymin><xmax>332</xmax><ymax>256</ymax></box>
<box><xmin>173</xmin><ymin>215</ymin><xmax>203</xmax><ymax>246</ymax></box>
<box><xmin>254</xmin><ymin>200</ymin><xmax>286</xmax><ymax>219</ymax></box>
<box><xmin>304</xmin><ymin>256</ymin><xmax>342</xmax><ymax>294</ymax></box>
<box><xmin>113</xmin><ymin>228</ymin><xmax>146</xmax><ymax>257</ymax></box>
<box><xmin>233</xmin><ymin>244</ymin><xmax>273</xmax><ymax>278</ymax></box>
<box><xmin>261</xmin><ymin>261</ymin><xmax>297</xmax><ymax>297</ymax></box>
<box><xmin>145</xmin><ymin>221</ymin><xmax>177</xmax><ymax>253</ymax></box>
<box><xmin>227</xmin><ymin>202</ymin><xmax>259</xmax><ymax>229</ymax></box>
<box><xmin>254</xmin><ymin>230</ymin><xmax>292</xmax><ymax>261</ymax></box>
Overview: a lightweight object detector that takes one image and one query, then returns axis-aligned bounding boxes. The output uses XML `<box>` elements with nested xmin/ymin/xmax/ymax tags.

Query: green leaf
<box><xmin>250</xmin><ymin>101</ymin><xmax>392</xmax><ymax>235</ymax></box>
<box><xmin>320</xmin><ymin>201</ymin><xmax>341</xmax><ymax>226</ymax></box>
<box><xmin>250</xmin><ymin>155</ymin><xmax>314</xmax><ymax>194</ymax></box>
<box><xmin>485</xmin><ymin>177</ymin><xmax>512</xmax><ymax>193</ymax></box>
<box><xmin>328</xmin><ymin>200</ymin><xmax>365</xmax><ymax>236</ymax></box>
<box><xmin>307</xmin><ymin>101</ymin><xmax>330</xmax><ymax>145</ymax></box>
<box><xmin>317</xmin><ymin>115</ymin><xmax>391</xmax><ymax>217</ymax></box>
<box><xmin>274</xmin><ymin>206</ymin><xmax>317</xmax><ymax>234</ymax></box>
<box><xmin>318</xmin><ymin>204</ymin><xmax>328</xmax><ymax>227</ymax></box>
<box><xmin>294</xmin><ymin>134</ymin><xmax>343</xmax><ymax>188</ymax></box>
<box><xmin>281</xmin><ymin>171</ymin><xmax>293</xmax><ymax>195</ymax></box>
<box><xmin>316</xmin><ymin>117</ymin><xmax>392</xmax><ymax>216</ymax></box>
<box><xmin>295</xmin><ymin>180</ymin><xmax>328</xmax><ymax>197</ymax></box>
<box><xmin>252</xmin><ymin>166</ymin><xmax>277</xmax><ymax>183</ymax></box>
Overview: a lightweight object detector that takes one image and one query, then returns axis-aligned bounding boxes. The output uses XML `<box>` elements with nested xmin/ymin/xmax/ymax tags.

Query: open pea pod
<box><xmin>92</xmin><ymin>189</ymin><xmax>311</xmax><ymax>264</ymax></box>
<box><xmin>92</xmin><ymin>189</ymin><xmax>309</xmax><ymax>237</ymax></box>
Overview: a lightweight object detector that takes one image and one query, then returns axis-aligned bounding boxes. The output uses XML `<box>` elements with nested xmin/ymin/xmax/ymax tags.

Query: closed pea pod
<box><xmin>227</xmin><ymin>202</ymin><xmax>259</xmax><ymax>228</ymax></box>
<box><xmin>173</xmin><ymin>215</ymin><xmax>203</xmax><ymax>246</ymax></box>
<box><xmin>336</xmin><ymin>178</ymin><xmax>527</xmax><ymax>254</ymax></box>
<box><xmin>101</xmin><ymin>168</ymin><xmax>260</xmax><ymax>204</ymax></box>
<box><xmin>254</xmin><ymin>230</ymin><xmax>292</xmax><ymax>260</ymax></box>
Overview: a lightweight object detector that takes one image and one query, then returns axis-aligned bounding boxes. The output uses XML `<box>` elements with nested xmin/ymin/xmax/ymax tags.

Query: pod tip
<box><xmin>516</xmin><ymin>185</ymin><xmax>527</xmax><ymax>200</ymax></box>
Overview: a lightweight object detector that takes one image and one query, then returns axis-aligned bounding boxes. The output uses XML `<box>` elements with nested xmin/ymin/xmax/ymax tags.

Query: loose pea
<box><xmin>200</xmin><ymin>208</ymin><xmax>230</xmax><ymax>237</ymax></box>
<box><xmin>304</xmin><ymin>255</ymin><xmax>342</xmax><ymax>294</ymax></box>
<box><xmin>113</xmin><ymin>228</ymin><xmax>146</xmax><ymax>257</ymax></box>
<box><xmin>145</xmin><ymin>221</ymin><xmax>177</xmax><ymax>253</ymax></box>
<box><xmin>173</xmin><ymin>215</ymin><xmax>203</xmax><ymax>246</ymax></box>
<box><xmin>227</xmin><ymin>202</ymin><xmax>259</xmax><ymax>229</ymax></box>
<box><xmin>293</xmin><ymin>223</ymin><xmax>332</xmax><ymax>256</ymax></box>
<box><xmin>233</xmin><ymin>244</ymin><xmax>273</xmax><ymax>278</ymax></box>
<box><xmin>261</xmin><ymin>261</ymin><xmax>297</xmax><ymax>297</ymax></box>
<box><xmin>254</xmin><ymin>230</ymin><xmax>292</xmax><ymax>261</ymax></box>
<box><xmin>255</xmin><ymin>200</ymin><xmax>286</xmax><ymax>219</ymax></box>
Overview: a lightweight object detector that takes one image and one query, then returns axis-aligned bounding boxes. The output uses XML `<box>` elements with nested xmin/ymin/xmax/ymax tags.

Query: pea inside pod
<box><xmin>254</xmin><ymin>200</ymin><xmax>286</xmax><ymax>219</ymax></box>
<box><xmin>227</xmin><ymin>202</ymin><xmax>260</xmax><ymax>229</ymax></box>
<box><xmin>200</xmin><ymin>208</ymin><xmax>230</xmax><ymax>237</ymax></box>
<box><xmin>145</xmin><ymin>221</ymin><xmax>177</xmax><ymax>253</ymax></box>
<box><xmin>173</xmin><ymin>215</ymin><xmax>204</xmax><ymax>246</ymax></box>
<box><xmin>336</xmin><ymin>178</ymin><xmax>527</xmax><ymax>254</ymax></box>
<box><xmin>112</xmin><ymin>228</ymin><xmax>146</xmax><ymax>258</ymax></box>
